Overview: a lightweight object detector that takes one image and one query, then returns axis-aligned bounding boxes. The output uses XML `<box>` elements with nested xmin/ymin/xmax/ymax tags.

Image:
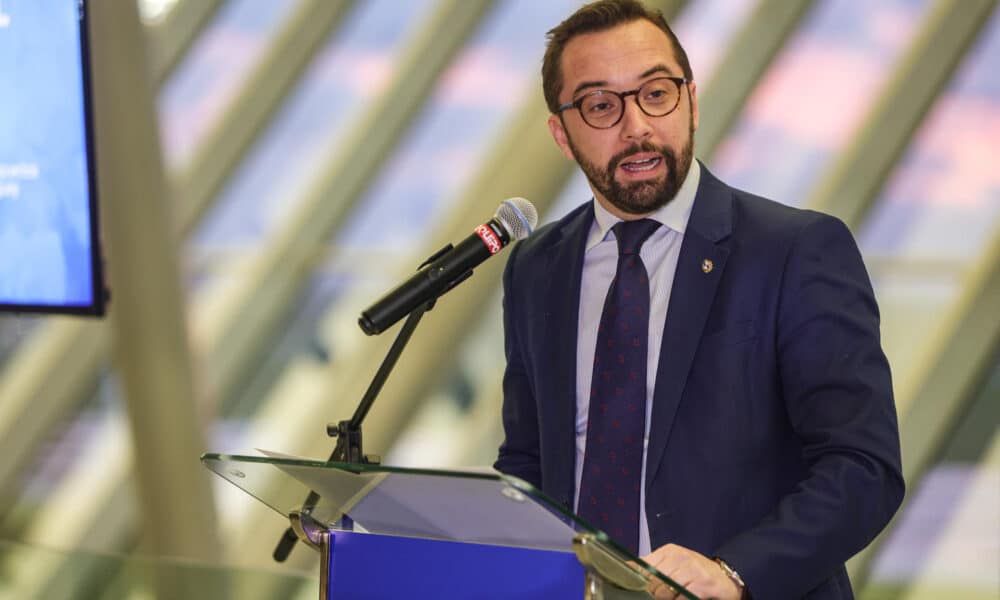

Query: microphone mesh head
<box><xmin>496</xmin><ymin>197</ymin><xmax>538</xmax><ymax>240</ymax></box>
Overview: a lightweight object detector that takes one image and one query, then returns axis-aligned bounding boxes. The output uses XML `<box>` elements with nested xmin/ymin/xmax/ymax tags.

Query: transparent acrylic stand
<box><xmin>202</xmin><ymin>453</ymin><xmax>697</xmax><ymax>599</ymax></box>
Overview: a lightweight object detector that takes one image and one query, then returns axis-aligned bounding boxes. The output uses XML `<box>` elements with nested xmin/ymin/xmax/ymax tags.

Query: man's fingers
<box><xmin>647</xmin><ymin>570</ymin><xmax>694</xmax><ymax>600</ymax></box>
<box><xmin>646</xmin><ymin>579</ymin><xmax>678</xmax><ymax>600</ymax></box>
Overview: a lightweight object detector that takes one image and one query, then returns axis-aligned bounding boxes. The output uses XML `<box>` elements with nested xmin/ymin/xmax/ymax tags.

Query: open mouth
<box><xmin>619</xmin><ymin>156</ymin><xmax>662</xmax><ymax>173</ymax></box>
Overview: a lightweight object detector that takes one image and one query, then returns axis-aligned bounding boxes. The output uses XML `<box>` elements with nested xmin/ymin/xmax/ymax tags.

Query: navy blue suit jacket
<box><xmin>495</xmin><ymin>165</ymin><xmax>904</xmax><ymax>599</ymax></box>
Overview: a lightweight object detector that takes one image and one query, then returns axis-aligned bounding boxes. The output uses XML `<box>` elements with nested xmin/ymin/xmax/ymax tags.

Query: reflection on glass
<box><xmin>709</xmin><ymin>0</ymin><xmax>929</xmax><ymax>204</ymax></box>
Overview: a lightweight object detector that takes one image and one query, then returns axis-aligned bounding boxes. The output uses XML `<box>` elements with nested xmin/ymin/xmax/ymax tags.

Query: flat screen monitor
<box><xmin>0</xmin><ymin>0</ymin><xmax>106</xmax><ymax>316</ymax></box>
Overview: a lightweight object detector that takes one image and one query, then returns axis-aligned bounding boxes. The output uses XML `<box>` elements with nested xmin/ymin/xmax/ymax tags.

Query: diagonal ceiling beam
<box><xmin>807</xmin><ymin>0</ymin><xmax>998</xmax><ymax>229</ymax></box>
<box><xmin>146</xmin><ymin>0</ymin><xmax>225</xmax><ymax>86</ymax></box>
<box><xmin>851</xmin><ymin>227</ymin><xmax>1000</xmax><ymax>590</ymax></box>
<box><xmin>173</xmin><ymin>0</ymin><xmax>358</xmax><ymax>234</ymax></box>
<box><xmin>194</xmin><ymin>0</ymin><xmax>498</xmax><ymax>411</ymax></box>
<box><xmin>695</xmin><ymin>0</ymin><xmax>815</xmax><ymax>160</ymax></box>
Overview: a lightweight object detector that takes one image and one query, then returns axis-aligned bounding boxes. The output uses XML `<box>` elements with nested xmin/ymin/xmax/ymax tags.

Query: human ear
<box><xmin>687</xmin><ymin>80</ymin><xmax>699</xmax><ymax>131</ymax></box>
<box><xmin>547</xmin><ymin>113</ymin><xmax>576</xmax><ymax>161</ymax></box>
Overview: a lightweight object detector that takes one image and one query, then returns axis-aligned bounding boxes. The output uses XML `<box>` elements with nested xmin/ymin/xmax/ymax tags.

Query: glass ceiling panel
<box><xmin>672</xmin><ymin>0</ymin><xmax>759</xmax><ymax>85</ymax></box>
<box><xmin>157</xmin><ymin>0</ymin><xmax>303</xmax><ymax>171</ymax></box>
<box><xmin>188</xmin><ymin>0</ymin><xmax>430</xmax><ymax>278</ymax></box>
<box><xmin>708</xmin><ymin>0</ymin><xmax>929</xmax><ymax>204</ymax></box>
<box><xmin>856</xmin><ymin>9</ymin><xmax>1000</xmax><ymax>392</ymax></box>
<box><xmin>212</xmin><ymin>0</ymin><xmax>581</xmax><ymax>421</ymax></box>
<box><xmin>866</xmin><ymin>354</ymin><xmax>1000</xmax><ymax>598</ymax></box>
<box><xmin>0</xmin><ymin>369</ymin><xmax>127</xmax><ymax>541</ymax></box>
<box><xmin>859</xmin><ymin>10</ymin><xmax>1000</xmax><ymax>262</ymax></box>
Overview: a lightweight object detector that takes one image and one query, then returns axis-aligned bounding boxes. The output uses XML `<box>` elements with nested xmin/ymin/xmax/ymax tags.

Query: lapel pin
<box><xmin>702</xmin><ymin>259</ymin><xmax>714</xmax><ymax>274</ymax></box>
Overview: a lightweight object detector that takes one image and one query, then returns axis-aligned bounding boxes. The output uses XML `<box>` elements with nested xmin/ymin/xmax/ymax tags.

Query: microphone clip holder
<box><xmin>326</xmin><ymin>419</ymin><xmax>374</xmax><ymax>465</ymax></box>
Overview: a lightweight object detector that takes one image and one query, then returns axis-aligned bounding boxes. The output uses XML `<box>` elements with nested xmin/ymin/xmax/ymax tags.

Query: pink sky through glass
<box><xmin>708</xmin><ymin>0</ymin><xmax>929</xmax><ymax>204</ymax></box>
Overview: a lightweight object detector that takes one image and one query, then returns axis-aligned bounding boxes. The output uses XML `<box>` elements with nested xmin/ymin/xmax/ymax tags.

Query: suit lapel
<box><xmin>646</xmin><ymin>167</ymin><xmax>733</xmax><ymax>483</ymax></box>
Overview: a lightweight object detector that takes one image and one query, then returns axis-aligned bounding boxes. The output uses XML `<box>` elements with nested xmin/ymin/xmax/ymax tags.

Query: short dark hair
<box><xmin>542</xmin><ymin>0</ymin><xmax>693</xmax><ymax>114</ymax></box>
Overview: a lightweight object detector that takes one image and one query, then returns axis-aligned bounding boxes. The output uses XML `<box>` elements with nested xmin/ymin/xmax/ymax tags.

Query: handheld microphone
<box><xmin>359</xmin><ymin>197</ymin><xmax>537</xmax><ymax>335</ymax></box>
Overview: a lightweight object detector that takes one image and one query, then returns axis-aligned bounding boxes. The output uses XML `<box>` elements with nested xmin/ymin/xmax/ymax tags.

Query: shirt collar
<box><xmin>586</xmin><ymin>159</ymin><xmax>701</xmax><ymax>251</ymax></box>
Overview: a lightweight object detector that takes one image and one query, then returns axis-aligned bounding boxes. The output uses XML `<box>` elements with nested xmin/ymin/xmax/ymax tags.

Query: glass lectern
<box><xmin>202</xmin><ymin>453</ymin><xmax>696</xmax><ymax>599</ymax></box>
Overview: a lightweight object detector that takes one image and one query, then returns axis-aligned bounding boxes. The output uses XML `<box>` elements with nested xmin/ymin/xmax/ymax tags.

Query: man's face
<box><xmin>547</xmin><ymin>19</ymin><xmax>698</xmax><ymax>220</ymax></box>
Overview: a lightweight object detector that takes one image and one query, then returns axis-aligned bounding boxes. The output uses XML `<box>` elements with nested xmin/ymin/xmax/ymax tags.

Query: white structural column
<box><xmin>87</xmin><ymin>0</ymin><xmax>220</xmax><ymax>566</ymax></box>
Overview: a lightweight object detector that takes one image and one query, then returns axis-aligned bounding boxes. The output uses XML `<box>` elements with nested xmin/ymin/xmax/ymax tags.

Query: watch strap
<box><xmin>713</xmin><ymin>557</ymin><xmax>747</xmax><ymax>598</ymax></box>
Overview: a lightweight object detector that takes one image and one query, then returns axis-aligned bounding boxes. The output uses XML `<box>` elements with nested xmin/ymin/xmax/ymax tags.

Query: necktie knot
<box><xmin>612</xmin><ymin>219</ymin><xmax>660</xmax><ymax>256</ymax></box>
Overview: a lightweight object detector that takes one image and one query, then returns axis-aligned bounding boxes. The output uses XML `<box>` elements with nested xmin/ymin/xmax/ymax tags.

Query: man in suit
<box><xmin>494</xmin><ymin>1</ymin><xmax>905</xmax><ymax>598</ymax></box>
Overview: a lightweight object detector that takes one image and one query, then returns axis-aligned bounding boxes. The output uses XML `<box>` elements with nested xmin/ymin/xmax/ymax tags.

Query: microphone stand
<box><xmin>272</xmin><ymin>245</ymin><xmax>469</xmax><ymax>562</ymax></box>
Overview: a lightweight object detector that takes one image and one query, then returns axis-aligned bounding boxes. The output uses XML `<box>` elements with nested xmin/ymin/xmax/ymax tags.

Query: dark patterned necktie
<box><xmin>578</xmin><ymin>218</ymin><xmax>659</xmax><ymax>554</ymax></box>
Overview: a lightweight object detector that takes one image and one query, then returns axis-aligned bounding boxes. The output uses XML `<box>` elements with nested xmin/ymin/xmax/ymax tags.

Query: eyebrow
<box><xmin>570</xmin><ymin>64</ymin><xmax>677</xmax><ymax>98</ymax></box>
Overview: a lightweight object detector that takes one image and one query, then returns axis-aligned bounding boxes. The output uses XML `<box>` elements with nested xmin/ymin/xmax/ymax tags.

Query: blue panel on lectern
<box><xmin>327</xmin><ymin>531</ymin><xmax>584</xmax><ymax>599</ymax></box>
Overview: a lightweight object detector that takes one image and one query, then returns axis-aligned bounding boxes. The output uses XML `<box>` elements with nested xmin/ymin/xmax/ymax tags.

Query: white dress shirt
<box><xmin>574</xmin><ymin>161</ymin><xmax>701</xmax><ymax>556</ymax></box>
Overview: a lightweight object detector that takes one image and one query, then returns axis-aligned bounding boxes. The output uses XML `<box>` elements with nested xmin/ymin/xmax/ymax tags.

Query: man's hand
<box><xmin>641</xmin><ymin>544</ymin><xmax>743</xmax><ymax>600</ymax></box>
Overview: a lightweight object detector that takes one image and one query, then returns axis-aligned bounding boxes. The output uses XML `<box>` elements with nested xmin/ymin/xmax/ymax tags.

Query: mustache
<box><xmin>607</xmin><ymin>142</ymin><xmax>672</xmax><ymax>172</ymax></box>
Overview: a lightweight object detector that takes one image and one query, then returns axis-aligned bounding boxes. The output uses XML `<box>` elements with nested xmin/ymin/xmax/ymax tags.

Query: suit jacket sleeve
<box><xmin>493</xmin><ymin>240</ymin><xmax>543</xmax><ymax>488</ymax></box>
<box><xmin>714</xmin><ymin>214</ymin><xmax>905</xmax><ymax>598</ymax></box>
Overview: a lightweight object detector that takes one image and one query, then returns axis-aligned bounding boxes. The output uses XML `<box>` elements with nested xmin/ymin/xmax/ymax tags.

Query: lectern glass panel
<box><xmin>201</xmin><ymin>453</ymin><xmax>696</xmax><ymax>598</ymax></box>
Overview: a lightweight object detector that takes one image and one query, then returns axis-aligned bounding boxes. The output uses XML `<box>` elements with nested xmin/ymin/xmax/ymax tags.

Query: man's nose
<box><xmin>619</xmin><ymin>95</ymin><xmax>652</xmax><ymax>141</ymax></box>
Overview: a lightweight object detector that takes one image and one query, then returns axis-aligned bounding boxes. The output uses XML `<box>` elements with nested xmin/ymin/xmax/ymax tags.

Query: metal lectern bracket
<box><xmin>289</xmin><ymin>511</ymin><xmax>332</xmax><ymax>598</ymax></box>
<box><xmin>289</xmin><ymin>510</ymin><xmax>327</xmax><ymax>551</ymax></box>
<box><xmin>573</xmin><ymin>533</ymin><xmax>649</xmax><ymax>595</ymax></box>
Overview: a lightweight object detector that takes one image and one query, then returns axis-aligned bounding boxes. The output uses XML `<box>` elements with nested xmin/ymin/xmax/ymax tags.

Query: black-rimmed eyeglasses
<box><xmin>556</xmin><ymin>76</ymin><xmax>690</xmax><ymax>129</ymax></box>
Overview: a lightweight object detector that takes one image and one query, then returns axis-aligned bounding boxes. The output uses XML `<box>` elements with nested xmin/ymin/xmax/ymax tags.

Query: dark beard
<box><xmin>567</xmin><ymin>122</ymin><xmax>695</xmax><ymax>216</ymax></box>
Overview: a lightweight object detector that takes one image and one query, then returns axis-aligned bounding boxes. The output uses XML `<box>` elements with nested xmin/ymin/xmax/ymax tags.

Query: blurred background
<box><xmin>0</xmin><ymin>0</ymin><xmax>997</xmax><ymax>598</ymax></box>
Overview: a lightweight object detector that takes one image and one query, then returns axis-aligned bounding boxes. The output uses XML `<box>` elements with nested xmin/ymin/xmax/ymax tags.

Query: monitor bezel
<box><xmin>0</xmin><ymin>0</ymin><xmax>107</xmax><ymax>317</ymax></box>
